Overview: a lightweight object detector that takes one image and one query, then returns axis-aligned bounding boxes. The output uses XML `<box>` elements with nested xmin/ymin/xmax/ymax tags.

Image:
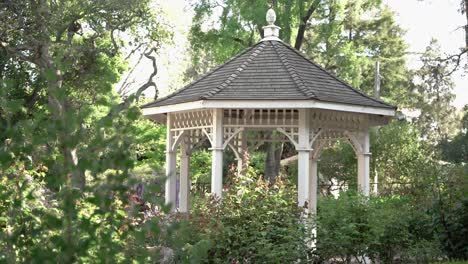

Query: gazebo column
<box><xmin>309</xmin><ymin>158</ymin><xmax>319</xmax><ymax>214</ymax></box>
<box><xmin>297</xmin><ymin>109</ymin><xmax>311</xmax><ymax>209</ymax></box>
<box><xmin>179</xmin><ymin>140</ymin><xmax>190</xmax><ymax>212</ymax></box>
<box><xmin>165</xmin><ymin>113</ymin><xmax>177</xmax><ymax>207</ymax></box>
<box><xmin>211</xmin><ymin>109</ymin><xmax>224</xmax><ymax>197</ymax></box>
<box><xmin>357</xmin><ymin>129</ymin><xmax>371</xmax><ymax>196</ymax></box>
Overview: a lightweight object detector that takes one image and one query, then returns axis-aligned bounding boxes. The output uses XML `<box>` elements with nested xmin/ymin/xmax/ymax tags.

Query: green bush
<box><xmin>316</xmin><ymin>192</ymin><xmax>442</xmax><ymax>263</ymax></box>
<box><xmin>315</xmin><ymin>192</ymin><xmax>371</xmax><ymax>263</ymax></box>
<box><xmin>429</xmin><ymin>164</ymin><xmax>468</xmax><ymax>260</ymax></box>
<box><xmin>177</xmin><ymin>168</ymin><xmax>311</xmax><ymax>263</ymax></box>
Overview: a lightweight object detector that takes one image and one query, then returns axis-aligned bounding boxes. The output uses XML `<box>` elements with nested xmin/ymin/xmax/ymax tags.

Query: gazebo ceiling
<box><xmin>142</xmin><ymin>40</ymin><xmax>395</xmax><ymax>113</ymax></box>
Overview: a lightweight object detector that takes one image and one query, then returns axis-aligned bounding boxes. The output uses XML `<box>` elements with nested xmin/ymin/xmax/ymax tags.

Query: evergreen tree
<box><xmin>412</xmin><ymin>40</ymin><xmax>460</xmax><ymax>144</ymax></box>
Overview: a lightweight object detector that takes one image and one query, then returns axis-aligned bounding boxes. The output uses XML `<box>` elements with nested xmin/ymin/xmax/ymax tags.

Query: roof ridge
<box><xmin>272</xmin><ymin>41</ymin><xmax>316</xmax><ymax>99</ymax></box>
<box><xmin>141</xmin><ymin>43</ymin><xmax>259</xmax><ymax>109</ymax></box>
<box><xmin>279</xmin><ymin>42</ymin><xmax>396</xmax><ymax>108</ymax></box>
<box><xmin>200</xmin><ymin>42</ymin><xmax>266</xmax><ymax>100</ymax></box>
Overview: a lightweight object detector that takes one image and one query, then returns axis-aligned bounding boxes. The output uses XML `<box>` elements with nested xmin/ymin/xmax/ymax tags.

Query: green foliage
<box><xmin>0</xmin><ymin>0</ymin><xmax>172</xmax><ymax>262</ymax></box>
<box><xmin>316</xmin><ymin>192</ymin><xmax>442</xmax><ymax>263</ymax></box>
<box><xmin>1</xmin><ymin>1</ymin><xmax>466</xmax><ymax>263</ymax></box>
<box><xmin>428</xmin><ymin>164</ymin><xmax>468</xmax><ymax>260</ymax></box>
<box><xmin>190</xmin><ymin>150</ymin><xmax>212</xmax><ymax>185</ymax></box>
<box><xmin>319</xmin><ymin>140</ymin><xmax>357</xmax><ymax>190</ymax></box>
<box><xmin>132</xmin><ymin>119</ymin><xmax>166</xmax><ymax>169</ymax></box>
<box><xmin>249</xmin><ymin>151</ymin><xmax>267</xmax><ymax>176</ymax></box>
<box><xmin>316</xmin><ymin>192</ymin><xmax>371</xmax><ymax>262</ymax></box>
<box><xmin>304</xmin><ymin>3</ymin><xmax>412</xmax><ymax>106</ymax></box>
<box><xmin>0</xmin><ymin>92</ymin><xmax>167</xmax><ymax>262</ymax></box>
<box><xmin>412</xmin><ymin>40</ymin><xmax>460</xmax><ymax>143</ymax></box>
<box><xmin>432</xmin><ymin>261</ymin><xmax>468</xmax><ymax>264</ymax></box>
<box><xmin>440</xmin><ymin>105</ymin><xmax>468</xmax><ymax>163</ymax></box>
<box><xmin>0</xmin><ymin>163</ymin><xmax>56</xmax><ymax>263</ymax></box>
<box><xmin>178</xmin><ymin>169</ymin><xmax>311</xmax><ymax>263</ymax></box>
<box><xmin>372</xmin><ymin>120</ymin><xmax>434</xmax><ymax>195</ymax></box>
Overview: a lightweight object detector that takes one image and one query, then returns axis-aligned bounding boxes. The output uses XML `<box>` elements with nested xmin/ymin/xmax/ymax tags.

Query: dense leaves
<box><xmin>0</xmin><ymin>0</ymin><xmax>171</xmax><ymax>262</ymax></box>
<box><xmin>316</xmin><ymin>192</ymin><xmax>443</xmax><ymax>263</ymax></box>
<box><xmin>177</xmin><ymin>168</ymin><xmax>311</xmax><ymax>263</ymax></box>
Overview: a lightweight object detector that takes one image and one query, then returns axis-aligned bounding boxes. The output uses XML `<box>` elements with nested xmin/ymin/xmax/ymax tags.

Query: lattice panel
<box><xmin>317</xmin><ymin>130</ymin><xmax>347</xmax><ymax>141</ymax></box>
<box><xmin>223</xmin><ymin>127</ymin><xmax>243</xmax><ymax>148</ymax></box>
<box><xmin>172</xmin><ymin>109</ymin><xmax>213</xmax><ymax>130</ymax></box>
<box><xmin>311</xmin><ymin>129</ymin><xmax>364</xmax><ymax>156</ymax></box>
<box><xmin>310</xmin><ymin>110</ymin><xmax>367</xmax><ymax>130</ymax></box>
<box><xmin>170</xmin><ymin>129</ymin><xmax>213</xmax><ymax>153</ymax></box>
<box><xmin>277</xmin><ymin>126</ymin><xmax>299</xmax><ymax>146</ymax></box>
<box><xmin>184</xmin><ymin>129</ymin><xmax>210</xmax><ymax>153</ymax></box>
<box><xmin>223</xmin><ymin>109</ymin><xmax>299</xmax><ymax>128</ymax></box>
<box><xmin>201</xmin><ymin>127</ymin><xmax>213</xmax><ymax>145</ymax></box>
<box><xmin>170</xmin><ymin>130</ymin><xmax>185</xmax><ymax>151</ymax></box>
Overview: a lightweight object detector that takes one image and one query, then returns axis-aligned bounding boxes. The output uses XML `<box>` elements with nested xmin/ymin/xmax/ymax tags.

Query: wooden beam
<box><xmin>142</xmin><ymin>100</ymin><xmax>396</xmax><ymax>117</ymax></box>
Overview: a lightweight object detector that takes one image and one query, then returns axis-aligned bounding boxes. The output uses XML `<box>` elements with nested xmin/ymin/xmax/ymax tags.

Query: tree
<box><xmin>304</xmin><ymin>4</ymin><xmax>412</xmax><ymax>107</ymax></box>
<box><xmin>439</xmin><ymin>105</ymin><xmax>468</xmax><ymax>163</ymax></box>
<box><xmin>188</xmin><ymin>0</ymin><xmax>321</xmax><ymax>76</ymax></box>
<box><xmin>412</xmin><ymin>40</ymin><xmax>460</xmax><ymax>144</ymax></box>
<box><xmin>418</xmin><ymin>0</ymin><xmax>468</xmax><ymax>76</ymax></box>
<box><xmin>0</xmin><ymin>0</ymin><xmax>166</xmax><ymax>188</ymax></box>
<box><xmin>371</xmin><ymin>120</ymin><xmax>434</xmax><ymax>196</ymax></box>
<box><xmin>0</xmin><ymin>1</ymin><xmax>172</xmax><ymax>261</ymax></box>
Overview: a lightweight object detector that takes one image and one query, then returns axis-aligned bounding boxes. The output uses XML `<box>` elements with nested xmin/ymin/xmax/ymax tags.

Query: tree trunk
<box><xmin>465</xmin><ymin>0</ymin><xmax>468</xmax><ymax>47</ymax></box>
<box><xmin>42</xmin><ymin>45</ymin><xmax>84</xmax><ymax>189</ymax></box>
<box><xmin>294</xmin><ymin>0</ymin><xmax>321</xmax><ymax>50</ymax></box>
<box><xmin>264</xmin><ymin>141</ymin><xmax>283</xmax><ymax>183</ymax></box>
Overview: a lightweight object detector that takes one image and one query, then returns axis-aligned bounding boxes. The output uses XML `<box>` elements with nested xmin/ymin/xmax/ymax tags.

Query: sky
<box><xmin>386</xmin><ymin>0</ymin><xmax>467</xmax><ymax>108</ymax></box>
<box><xmin>124</xmin><ymin>0</ymin><xmax>467</xmax><ymax>109</ymax></box>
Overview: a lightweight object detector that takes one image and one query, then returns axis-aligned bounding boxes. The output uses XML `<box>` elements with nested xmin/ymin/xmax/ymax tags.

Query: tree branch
<box><xmin>103</xmin><ymin>46</ymin><xmax>159</xmax><ymax>119</ymax></box>
<box><xmin>118</xmin><ymin>52</ymin><xmax>145</xmax><ymax>96</ymax></box>
<box><xmin>294</xmin><ymin>0</ymin><xmax>321</xmax><ymax>50</ymax></box>
<box><xmin>435</xmin><ymin>48</ymin><xmax>468</xmax><ymax>77</ymax></box>
<box><xmin>0</xmin><ymin>42</ymin><xmax>36</xmax><ymax>64</ymax></box>
<box><xmin>232</xmin><ymin>37</ymin><xmax>246</xmax><ymax>46</ymax></box>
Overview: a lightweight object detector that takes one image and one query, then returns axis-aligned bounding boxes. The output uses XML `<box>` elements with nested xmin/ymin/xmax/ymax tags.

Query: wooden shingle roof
<box><xmin>142</xmin><ymin>40</ymin><xmax>395</xmax><ymax>110</ymax></box>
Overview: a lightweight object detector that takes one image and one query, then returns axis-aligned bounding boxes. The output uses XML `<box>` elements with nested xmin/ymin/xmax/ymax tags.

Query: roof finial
<box><xmin>262</xmin><ymin>8</ymin><xmax>281</xmax><ymax>41</ymax></box>
<box><xmin>266</xmin><ymin>8</ymin><xmax>276</xmax><ymax>25</ymax></box>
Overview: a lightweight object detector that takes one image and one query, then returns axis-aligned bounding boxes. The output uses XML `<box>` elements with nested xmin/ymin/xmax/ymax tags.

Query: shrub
<box><xmin>429</xmin><ymin>164</ymin><xmax>468</xmax><ymax>260</ymax></box>
<box><xmin>177</xmin><ymin>168</ymin><xmax>312</xmax><ymax>263</ymax></box>
<box><xmin>316</xmin><ymin>192</ymin><xmax>442</xmax><ymax>263</ymax></box>
<box><xmin>315</xmin><ymin>192</ymin><xmax>371</xmax><ymax>263</ymax></box>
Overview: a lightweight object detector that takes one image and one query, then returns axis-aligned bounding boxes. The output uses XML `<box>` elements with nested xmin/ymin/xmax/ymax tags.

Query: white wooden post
<box><xmin>165</xmin><ymin>113</ymin><xmax>177</xmax><ymax>207</ymax></box>
<box><xmin>211</xmin><ymin>109</ymin><xmax>224</xmax><ymax>197</ymax></box>
<box><xmin>309</xmin><ymin>158</ymin><xmax>318</xmax><ymax>214</ymax></box>
<box><xmin>373</xmin><ymin>60</ymin><xmax>380</xmax><ymax>195</ymax></box>
<box><xmin>373</xmin><ymin>171</ymin><xmax>378</xmax><ymax>195</ymax></box>
<box><xmin>179</xmin><ymin>140</ymin><xmax>190</xmax><ymax>212</ymax></box>
<box><xmin>297</xmin><ymin>109</ymin><xmax>311</xmax><ymax>208</ymax></box>
<box><xmin>357</xmin><ymin>129</ymin><xmax>370</xmax><ymax>196</ymax></box>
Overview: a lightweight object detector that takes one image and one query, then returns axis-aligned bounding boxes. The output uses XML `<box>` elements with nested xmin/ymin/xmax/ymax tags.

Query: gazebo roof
<box><xmin>142</xmin><ymin>40</ymin><xmax>395</xmax><ymax>110</ymax></box>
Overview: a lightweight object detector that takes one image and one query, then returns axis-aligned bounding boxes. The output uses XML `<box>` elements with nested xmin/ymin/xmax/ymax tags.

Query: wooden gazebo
<box><xmin>142</xmin><ymin>9</ymin><xmax>396</xmax><ymax>214</ymax></box>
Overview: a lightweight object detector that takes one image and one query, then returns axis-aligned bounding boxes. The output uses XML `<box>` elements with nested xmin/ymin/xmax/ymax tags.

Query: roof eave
<box><xmin>142</xmin><ymin>99</ymin><xmax>396</xmax><ymax>118</ymax></box>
